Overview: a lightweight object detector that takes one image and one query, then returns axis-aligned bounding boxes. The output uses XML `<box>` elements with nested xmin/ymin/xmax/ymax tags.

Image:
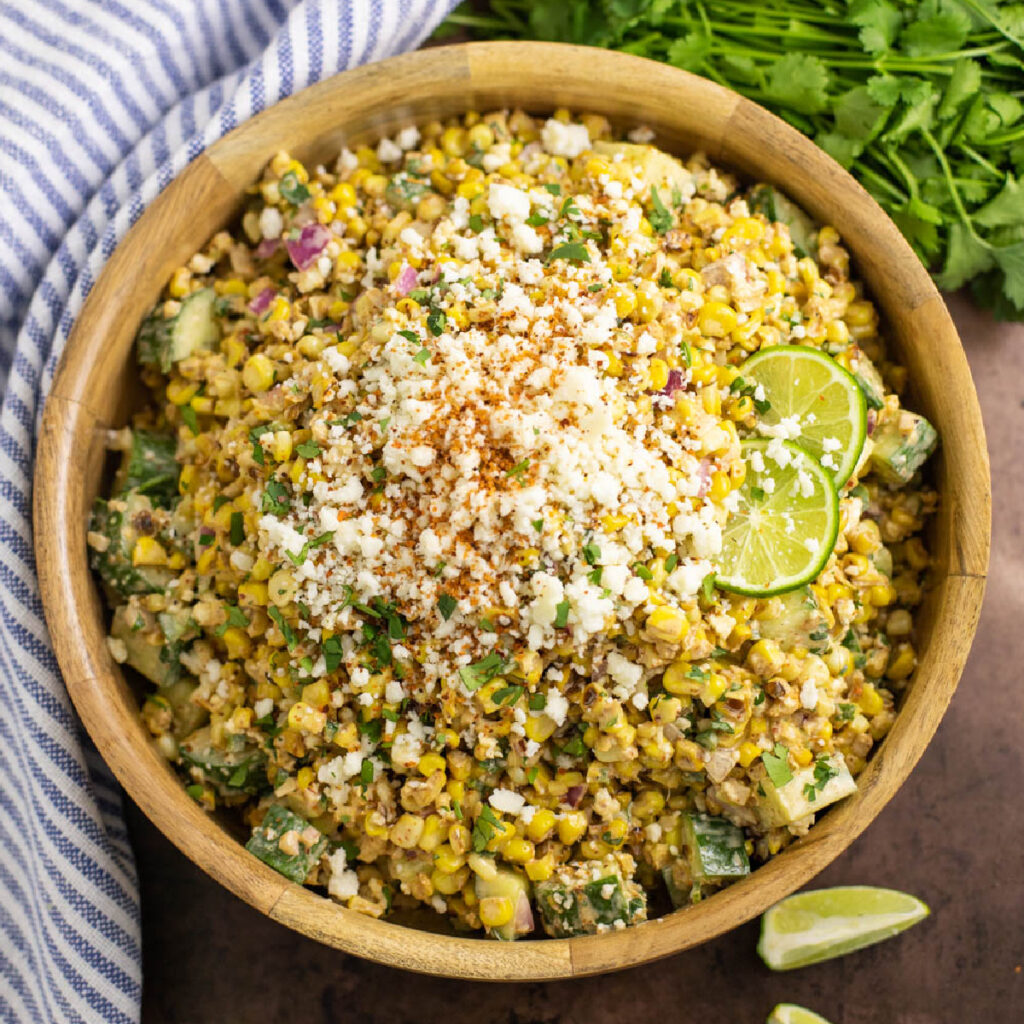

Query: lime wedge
<box><xmin>767</xmin><ymin>1005</ymin><xmax>834</xmax><ymax>1024</ymax></box>
<box><xmin>716</xmin><ymin>438</ymin><xmax>839</xmax><ymax>596</ymax></box>
<box><xmin>740</xmin><ymin>345</ymin><xmax>867</xmax><ymax>487</ymax></box>
<box><xmin>758</xmin><ymin>886</ymin><xmax>930</xmax><ymax>971</ymax></box>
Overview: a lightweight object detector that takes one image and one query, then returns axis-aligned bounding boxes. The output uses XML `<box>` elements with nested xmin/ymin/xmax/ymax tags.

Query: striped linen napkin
<box><xmin>0</xmin><ymin>2</ymin><xmax>457</xmax><ymax>1020</ymax></box>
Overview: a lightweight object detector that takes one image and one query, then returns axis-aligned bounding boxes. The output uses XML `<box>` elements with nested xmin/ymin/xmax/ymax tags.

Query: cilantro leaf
<box><xmin>547</xmin><ymin>241</ymin><xmax>590</xmax><ymax>263</ymax></box>
<box><xmin>762</xmin><ymin>743</ymin><xmax>794</xmax><ymax>788</ymax></box>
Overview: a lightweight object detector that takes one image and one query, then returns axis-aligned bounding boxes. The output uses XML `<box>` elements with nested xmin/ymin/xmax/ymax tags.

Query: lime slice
<box><xmin>758</xmin><ymin>886</ymin><xmax>930</xmax><ymax>971</ymax></box>
<box><xmin>767</xmin><ymin>1005</ymin><xmax>834</xmax><ymax>1024</ymax></box>
<box><xmin>716</xmin><ymin>438</ymin><xmax>839</xmax><ymax>596</ymax></box>
<box><xmin>740</xmin><ymin>345</ymin><xmax>867</xmax><ymax>487</ymax></box>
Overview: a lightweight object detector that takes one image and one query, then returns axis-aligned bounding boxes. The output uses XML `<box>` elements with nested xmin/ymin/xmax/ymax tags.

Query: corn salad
<box><xmin>90</xmin><ymin>109</ymin><xmax>937</xmax><ymax>939</ymax></box>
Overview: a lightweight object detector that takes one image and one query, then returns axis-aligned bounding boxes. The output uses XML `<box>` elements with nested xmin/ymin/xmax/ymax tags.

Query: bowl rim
<box><xmin>34</xmin><ymin>40</ymin><xmax>990</xmax><ymax>980</ymax></box>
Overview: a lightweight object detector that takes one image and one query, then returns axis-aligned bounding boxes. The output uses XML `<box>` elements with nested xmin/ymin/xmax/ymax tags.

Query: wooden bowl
<box><xmin>34</xmin><ymin>42</ymin><xmax>990</xmax><ymax>980</ymax></box>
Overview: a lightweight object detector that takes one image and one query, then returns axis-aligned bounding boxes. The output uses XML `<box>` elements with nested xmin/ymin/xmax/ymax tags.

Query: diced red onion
<box><xmin>696</xmin><ymin>457</ymin><xmax>712</xmax><ymax>498</ymax></box>
<box><xmin>286</xmin><ymin>222</ymin><xmax>330</xmax><ymax>270</ymax></box>
<box><xmin>867</xmin><ymin>409</ymin><xmax>878</xmax><ymax>436</ymax></box>
<box><xmin>660</xmin><ymin>369</ymin><xmax>685</xmax><ymax>396</ymax></box>
<box><xmin>248</xmin><ymin>287</ymin><xmax>275</xmax><ymax>315</ymax></box>
<box><xmin>565</xmin><ymin>784</ymin><xmax>586</xmax><ymax>808</ymax></box>
<box><xmin>513</xmin><ymin>891</ymin><xmax>534</xmax><ymax>936</ymax></box>
<box><xmin>395</xmin><ymin>265</ymin><xmax>418</xmax><ymax>296</ymax></box>
<box><xmin>254</xmin><ymin>237</ymin><xmax>280</xmax><ymax>259</ymax></box>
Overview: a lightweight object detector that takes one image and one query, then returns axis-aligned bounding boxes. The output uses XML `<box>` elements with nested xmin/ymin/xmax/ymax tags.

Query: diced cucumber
<box><xmin>89</xmin><ymin>493</ymin><xmax>174</xmax><ymax>599</ymax></box>
<box><xmin>137</xmin><ymin>287</ymin><xmax>220</xmax><ymax>373</ymax></box>
<box><xmin>534</xmin><ymin>858</ymin><xmax>647</xmax><ymax>938</ymax></box>
<box><xmin>662</xmin><ymin>861</ymin><xmax>691</xmax><ymax>909</ymax></box>
<box><xmin>758</xmin><ymin>588</ymin><xmax>829</xmax><ymax>654</ymax></box>
<box><xmin>869</xmin><ymin>411</ymin><xmax>938</xmax><ymax>486</ymax></box>
<box><xmin>848</xmin><ymin>349</ymin><xmax>885</xmax><ymax>411</ymax></box>
<box><xmin>384</xmin><ymin>174</ymin><xmax>431</xmax><ymax>212</ymax></box>
<box><xmin>117</xmin><ymin>430</ymin><xmax>179</xmax><ymax>508</ymax></box>
<box><xmin>756</xmin><ymin>754</ymin><xmax>857</xmax><ymax>828</ymax></box>
<box><xmin>593</xmin><ymin>141</ymin><xmax>692</xmax><ymax>194</ymax></box>
<box><xmin>474</xmin><ymin>867</ymin><xmax>534</xmax><ymax>941</ymax></box>
<box><xmin>245</xmin><ymin>804</ymin><xmax>327</xmax><ymax>883</ymax></box>
<box><xmin>163</xmin><ymin>678</ymin><xmax>207</xmax><ymax>737</ymax></box>
<box><xmin>110</xmin><ymin>605</ymin><xmax>192</xmax><ymax>687</ymax></box>
<box><xmin>682</xmin><ymin>813</ymin><xmax>750</xmax><ymax>885</ymax></box>
<box><xmin>748</xmin><ymin>184</ymin><xmax>818</xmax><ymax>259</ymax></box>
<box><xmin>180</xmin><ymin>726</ymin><xmax>267</xmax><ymax>793</ymax></box>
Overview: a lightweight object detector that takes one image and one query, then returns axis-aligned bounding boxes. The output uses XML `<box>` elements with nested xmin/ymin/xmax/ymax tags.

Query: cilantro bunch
<box><xmin>442</xmin><ymin>0</ymin><xmax>1024</xmax><ymax>319</ymax></box>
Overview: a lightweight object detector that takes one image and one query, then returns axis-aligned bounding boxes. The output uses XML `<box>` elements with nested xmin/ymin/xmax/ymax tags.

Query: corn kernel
<box><xmin>525</xmin><ymin>855</ymin><xmax>555</xmax><ymax>882</ymax></box>
<box><xmin>418</xmin><ymin>753</ymin><xmax>447</xmax><ymax>777</ymax></box>
<box><xmin>479</xmin><ymin>897</ymin><xmax>514</xmax><ymax>929</ymax></box>
<box><xmin>221</xmin><ymin>627</ymin><xmax>251</xmax><ymax>660</ymax></box>
<box><xmin>502</xmin><ymin>838</ymin><xmax>534</xmax><ymax>864</ymax></box>
<box><xmin>557</xmin><ymin>812</ymin><xmax>587</xmax><ymax>845</ymax></box>
<box><xmin>287</xmin><ymin>701</ymin><xmax>326</xmax><ymax>734</ymax></box>
<box><xmin>524</xmin><ymin>715</ymin><xmax>557</xmax><ymax>743</ymax></box>
<box><xmin>433</xmin><ymin>844</ymin><xmax>465</xmax><ymax>874</ymax></box>
<box><xmin>242</xmin><ymin>353</ymin><xmax>275</xmax><ymax>393</ymax></box>
<box><xmin>301</xmin><ymin>679</ymin><xmax>331</xmax><ymax>710</ymax></box>
<box><xmin>131</xmin><ymin>536</ymin><xmax>168</xmax><ymax>567</ymax></box>
<box><xmin>418</xmin><ymin>815</ymin><xmax>445</xmax><ymax>852</ymax></box>
<box><xmin>698</xmin><ymin>301</ymin><xmax>739</xmax><ymax>337</ymax></box>
<box><xmin>526</xmin><ymin>809</ymin><xmax>556</xmax><ymax>842</ymax></box>
<box><xmin>738</xmin><ymin>741</ymin><xmax>761</xmax><ymax>768</ymax></box>
<box><xmin>646</xmin><ymin>606</ymin><xmax>687</xmax><ymax>644</ymax></box>
<box><xmin>467</xmin><ymin>852</ymin><xmax>498</xmax><ymax>880</ymax></box>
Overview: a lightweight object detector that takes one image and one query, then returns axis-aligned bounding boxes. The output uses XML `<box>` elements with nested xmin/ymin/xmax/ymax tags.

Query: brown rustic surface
<box><xmin>130</xmin><ymin>291</ymin><xmax>1022</xmax><ymax>1024</ymax></box>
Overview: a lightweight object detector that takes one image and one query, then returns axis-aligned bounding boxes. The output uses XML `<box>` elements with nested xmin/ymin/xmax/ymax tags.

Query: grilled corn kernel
<box><xmin>524</xmin><ymin>714</ymin><xmax>557</xmax><ymax>743</ymax></box>
<box><xmin>242</xmin><ymin>354</ymin><xmax>275</xmax><ymax>393</ymax></box>
<box><xmin>648</xmin><ymin>358</ymin><xmax>670</xmax><ymax>391</ymax></box>
<box><xmin>433</xmin><ymin>844</ymin><xmax>465</xmax><ymax>874</ymax></box>
<box><xmin>221</xmin><ymin>627</ymin><xmax>251</xmax><ymax>660</ymax></box>
<box><xmin>132</xmin><ymin>537</ymin><xmax>168</xmax><ymax>567</ymax></box>
<box><xmin>646</xmin><ymin>606</ymin><xmax>688</xmax><ymax>644</ymax></box>
<box><xmin>467</xmin><ymin>852</ymin><xmax>498</xmax><ymax>880</ymax></box>
<box><xmin>418</xmin><ymin>815</ymin><xmax>445</xmax><ymax>852</ymax></box>
<box><xmin>479</xmin><ymin>897</ymin><xmax>514</xmax><ymax>928</ymax></box>
<box><xmin>417</xmin><ymin>753</ymin><xmax>447</xmax><ymax>777</ymax></box>
<box><xmin>526</xmin><ymin>809</ymin><xmax>556</xmax><ymax>842</ymax></box>
<box><xmin>557</xmin><ymin>812</ymin><xmax>587</xmax><ymax>845</ymax></box>
<box><xmin>698</xmin><ymin>302</ymin><xmax>739</xmax><ymax>337</ymax></box>
<box><xmin>886</xmin><ymin>644</ymin><xmax>916</xmax><ymax>681</ymax></box>
<box><xmin>287</xmin><ymin>701</ymin><xmax>326</xmax><ymax>734</ymax></box>
<box><xmin>525</xmin><ymin>855</ymin><xmax>555</xmax><ymax>882</ymax></box>
<box><xmin>502</xmin><ymin>838</ymin><xmax>534</xmax><ymax>864</ymax></box>
<box><xmin>738</xmin><ymin>741</ymin><xmax>761</xmax><ymax>768</ymax></box>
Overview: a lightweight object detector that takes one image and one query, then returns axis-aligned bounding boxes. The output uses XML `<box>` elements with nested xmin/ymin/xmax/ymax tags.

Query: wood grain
<box><xmin>33</xmin><ymin>41</ymin><xmax>991</xmax><ymax>980</ymax></box>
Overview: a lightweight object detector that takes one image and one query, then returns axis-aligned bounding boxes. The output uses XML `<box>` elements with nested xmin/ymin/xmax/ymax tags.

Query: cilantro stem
<box><xmin>921</xmin><ymin>127</ymin><xmax>982</xmax><ymax>242</ymax></box>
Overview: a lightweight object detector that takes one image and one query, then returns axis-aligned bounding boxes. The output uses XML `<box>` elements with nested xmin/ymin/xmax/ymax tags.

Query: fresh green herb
<box><xmin>358</xmin><ymin>718</ymin><xmax>383</xmax><ymax>745</ymax></box>
<box><xmin>398</xmin><ymin>329</ymin><xmax>419</xmax><ymax>344</ymax></box>
<box><xmin>459</xmin><ymin>651</ymin><xmax>509</xmax><ymax>691</ymax></box>
<box><xmin>413</xmin><ymin>347</ymin><xmax>431</xmax><ymax>365</ymax></box>
<box><xmin>526</xmin><ymin>211</ymin><xmax>550</xmax><ymax>227</ymax></box>
<box><xmin>370</xmin><ymin>466</ymin><xmax>386</xmax><ymax>484</ymax></box>
<box><xmin>547</xmin><ymin>241</ymin><xmax>590</xmax><ymax>263</ymax></box>
<box><xmin>472</xmin><ymin>805</ymin><xmax>501</xmax><ymax>851</ymax></box>
<box><xmin>753</xmin><ymin>686</ymin><xmax>766</xmax><ymax>706</ymax></box>
<box><xmin>427</xmin><ymin>308</ymin><xmax>446</xmax><ymax>336</ymax></box>
<box><xmin>249</xmin><ymin>425</ymin><xmax>271</xmax><ymax>466</ymax></box>
<box><xmin>267</xmin><ymin>606</ymin><xmax>297</xmax><ymax>651</ymax></box>
<box><xmin>679</xmin><ymin>340</ymin><xmax>692</xmax><ymax>367</ymax></box>
<box><xmin>492</xmin><ymin>684</ymin><xmax>525</xmax><ymax>706</ymax></box>
<box><xmin>507</xmin><ymin>458</ymin><xmax>530</xmax><ymax>480</ymax></box>
<box><xmin>445</xmin><ymin>0</ymin><xmax>1024</xmax><ymax>321</ymax></box>
<box><xmin>438</xmin><ymin>593</ymin><xmax>457</xmax><ymax>621</ymax></box>
<box><xmin>836</xmin><ymin>702</ymin><xmax>858</xmax><ymax>723</ymax></box>
<box><xmin>751</xmin><ymin>485</ymin><xmax>766</xmax><ymax>503</ymax></box>
<box><xmin>687</xmin><ymin>665</ymin><xmax>709</xmax><ymax>683</ymax></box>
<box><xmin>561</xmin><ymin>733</ymin><xmax>586</xmax><ymax>757</ymax></box>
<box><xmin>294</xmin><ymin>440</ymin><xmax>320</xmax><ymax>459</ymax></box>
<box><xmin>212</xmin><ymin>495</ymin><xmax>229</xmax><ymax>513</ymax></box>
<box><xmin>285</xmin><ymin>530</ymin><xmax>334</xmax><ymax>567</ymax></box>
<box><xmin>804</xmin><ymin>756</ymin><xmax>841</xmax><ymax>802</ymax></box>
<box><xmin>433</xmin><ymin>561</ymin><xmax>447</xmax><ymax>577</ymax></box>
<box><xmin>360</xmin><ymin>758</ymin><xmax>374</xmax><ymax>788</ymax></box>
<box><xmin>185</xmin><ymin>784</ymin><xmax>204</xmax><ymax>800</ymax></box>
<box><xmin>762</xmin><ymin>742</ymin><xmax>794</xmax><ymax>788</ymax></box>
<box><xmin>582</xmin><ymin>541</ymin><xmax>601</xmax><ymax>565</ymax></box>
<box><xmin>261</xmin><ymin>479</ymin><xmax>290</xmax><ymax>516</ymax></box>
<box><xmin>588</xmin><ymin>566</ymin><xmax>603</xmax><ymax>585</ymax></box>
<box><xmin>278</xmin><ymin>171</ymin><xmax>310</xmax><ymax>204</ymax></box>
<box><xmin>479</xmin><ymin>617</ymin><xmax>495</xmax><ymax>632</ymax></box>
<box><xmin>322</xmin><ymin>636</ymin><xmax>343</xmax><ymax>672</ymax></box>
<box><xmin>588</xmin><ymin>282</ymin><xmax>605</xmax><ymax>292</ymax></box>
<box><xmin>543</xmin><ymin>183</ymin><xmax>561</xmax><ymax>195</ymax></box>
<box><xmin>468</xmin><ymin>213</ymin><xmax>485</xmax><ymax>233</ymax></box>
<box><xmin>526</xmin><ymin>765</ymin><xmax>539</xmax><ymax>785</ymax></box>
<box><xmin>633</xmin><ymin>562</ymin><xmax>654</xmax><ymax>581</ymax></box>
<box><xmin>659</xmin><ymin>267</ymin><xmax>673</xmax><ymax>287</ymax></box>
<box><xmin>215</xmin><ymin>604</ymin><xmax>249</xmax><ymax>636</ymax></box>
<box><xmin>700</xmin><ymin>573</ymin><xmax>717</xmax><ymax>603</ymax></box>
<box><xmin>453</xmin><ymin>800</ymin><xmax>463</xmax><ymax>821</ymax></box>
<box><xmin>528</xmin><ymin>693</ymin><xmax>547</xmax><ymax>711</ymax></box>
<box><xmin>198</xmin><ymin>531</ymin><xmax>214</xmax><ymax>547</ymax></box>
<box><xmin>554</xmin><ymin>599</ymin><xmax>571</xmax><ymax>629</ymax></box>
<box><xmin>531</xmin><ymin>518</ymin><xmax>544</xmax><ymax>533</ymax></box>
<box><xmin>648</xmin><ymin>186</ymin><xmax>673</xmax><ymax>234</ymax></box>
<box><xmin>181</xmin><ymin>405</ymin><xmax>199</xmax><ymax>436</ymax></box>
<box><xmin>664</xmin><ymin>553</ymin><xmax>679</xmax><ymax>572</ymax></box>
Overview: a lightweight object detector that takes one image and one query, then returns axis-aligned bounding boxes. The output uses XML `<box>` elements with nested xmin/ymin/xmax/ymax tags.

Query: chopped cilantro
<box><xmin>295</xmin><ymin>440</ymin><xmax>320</xmax><ymax>459</ymax></box>
<box><xmin>267</xmin><ymin>606</ymin><xmax>298</xmax><ymax>651</ymax></box>
<box><xmin>633</xmin><ymin>562</ymin><xmax>654</xmax><ymax>581</ymax></box>
<box><xmin>547</xmin><ymin>241</ymin><xmax>590</xmax><ymax>263</ymax></box>
<box><xmin>459</xmin><ymin>652</ymin><xmax>509</xmax><ymax>692</ymax></box>
<box><xmin>278</xmin><ymin>171</ymin><xmax>310</xmax><ymax>204</ymax></box>
<box><xmin>413</xmin><ymin>347</ymin><xmax>431</xmax><ymax>365</ymax></box>
<box><xmin>665</xmin><ymin>553</ymin><xmax>679</xmax><ymax>572</ymax></box>
<box><xmin>427</xmin><ymin>308</ymin><xmax>446</xmax><ymax>336</ymax></box>
<box><xmin>528</xmin><ymin>693</ymin><xmax>546</xmax><ymax>711</ymax></box>
<box><xmin>762</xmin><ymin>743</ymin><xmax>794</xmax><ymax>788</ymax></box>
<box><xmin>229</xmin><ymin>511</ymin><xmax>244</xmax><ymax>546</ymax></box>
<box><xmin>181</xmin><ymin>405</ymin><xmax>199</xmax><ymax>436</ymax></box>
<box><xmin>554</xmin><ymin>599</ymin><xmax>570</xmax><ymax>629</ymax></box>
<box><xmin>438</xmin><ymin>593</ymin><xmax>457</xmax><ymax>621</ymax></box>
<box><xmin>468</xmin><ymin>213</ymin><xmax>485</xmax><ymax>233</ymax></box>
<box><xmin>582</xmin><ymin>542</ymin><xmax>601</xmax><ymax>565</ymax></box>
<box><xmin>648</xmin><ymin>186</ymin><xmax>673</xmax><ymax>234</ymax></box>
<box><xmin>261</xmin><ymin>479</ymin><xmax>290</xmax><ymax>516</ymax></box>
<box><xmin>322</xmin><ymin>636</ymin><xmax>343</xmax><ymax>672</ymax></box>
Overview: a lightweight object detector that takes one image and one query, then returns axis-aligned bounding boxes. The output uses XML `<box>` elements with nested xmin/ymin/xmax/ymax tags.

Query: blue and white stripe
<box><xmin>0</xmin><ymin>2</ymin><xmax>457</xmax><ymax>1020</ymax></box>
